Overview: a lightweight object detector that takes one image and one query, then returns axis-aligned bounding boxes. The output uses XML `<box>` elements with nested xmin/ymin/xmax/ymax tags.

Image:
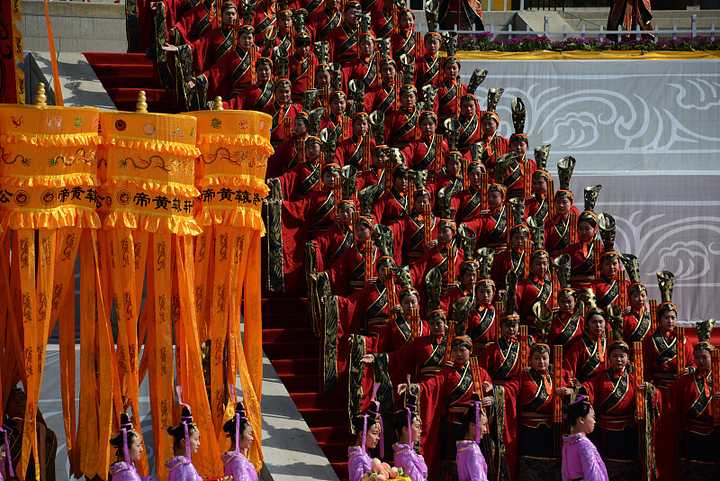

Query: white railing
<box><xmin>448</xmin><ymin>14</ymin><xmax>717</xmax><ymax>41</ymax></box>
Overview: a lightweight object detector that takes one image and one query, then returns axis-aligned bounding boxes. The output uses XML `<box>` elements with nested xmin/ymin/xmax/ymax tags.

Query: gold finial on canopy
<box><xmin>136</xmin><ymin>90</ymin><xmax>148</xmax><ymax>113</ymax></box>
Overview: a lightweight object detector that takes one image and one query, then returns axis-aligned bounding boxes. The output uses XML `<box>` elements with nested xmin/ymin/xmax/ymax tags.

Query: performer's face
<box><xmin>316</xmin><ymin>70</ymin><xmax>331</xmax><ymax>88</ymax></box>
<box><xmin>576</xmin><ymin>406</ymin><xmax>596</xmax><ymax>434</ymax></box>
<box><xmin>629</xmin><ymin>288</ymin><xmax>647</xmax><ymax>310</ymax></box>
<box><xmin>447</xmin><ymin>157</ymin><xmax>462</xmax><ymax>177</ymax></box>
<box><xmin>482</xmin><ymin>117</ymin><xmax>498</xmax><ymax>135</ymax></box>
<box><xmin>477</xmin><ymin>284</ymin><xmax>493</xmax><ymax>305</ymax></box>
<box><xmin>356</xmin><ymin>225</ymin><xmax>371</xmax><ymax>242</ymax></box>
<box><xmin>510</xmin><ymin>230</ymin><xmax>528</xmax><ymax>250</ymax></box>
<box><xmin>444</xmin><ymin>61</ymin><xmax>459</xmax><ymax>81</ymax></box>
<box><xmin>399</xmin><ymin>11</ymin><xmax>414</xmax><ymax>29</ymax></box>
<box><xmin>558</xmin><ymin>291</ymin><xmax>575</xmax><ymax>312</ymax></box>
<box><xmin>468</xmin><ymin>167</ymin><xmax>484</xmax><ymax>188</ymax></box>
<box><xmin>460</xmin><ymin>99</ymin><xmax>475</xmax><ymax>118</ymax></box>
<box><xmin>609</xmin><ymin>349</ymin><xmax>628</xmax><ymax>372</ymax></box>
<box><xmin>530</xmin><ymin>351</ymin><xmax>550</xmax><ymax>373</ymax></box>
<box><xmin>511</xmin><ymin>140</ymin><xmax>527</xmax><ymax>157</ymax></box>
<box><xmin>381</xmin><ymin>64</ymin><xmax>396</xmax><ymax>84</ymax></box>
<box><xmin>460</xmin><ymin>269</ymin><xmax>477</xmax><ymax>287</ymax></box>
<box><xmin>502</xmin><ymin>320</ymin><xmax>519</xmax><ymax>339</ymax></box>
<box><xmin>294</xmin><ymin>118</ymin><xmax>309</xmax><ymax>136</ymax></box>
<box><xmin>189</xmin><ymin>429</ymin><xmax>201</xmax><ymax>453</ymax></box>
<box><xmin>425</xmin><ymin>37</ymin><xmax>440</xmax><ymax>56</ymax></box>
<box><xmin>375</xmin><ymin>149</ymin><xmax>388</xmax><ymax>167</ymax></box>
<box><xmin>430</xmin><ymin>316</ymin><xmax>446</xmax><ymax>336</ymax></box>
<box><xmin>414</xmin><ymin>194</ymin><xmax>431</xmax><ymax>214</ymax></box>
<box><xmin>659</xmin><ymin>309</ymin><xmax>676</xmax><ymax>332</ymax></box>
<box><xmin>276</xmin><ymin>85</ymin><xmax>292</xmax><ymax>104</ymax></box>
<box><xmin>401</xmin><ymin>294</ymin><xmax>419</xmax><ymax>314</ymax></box>
<box><xmin>438</xmin><ymin>226</ymin><xmax>454</xmax><ymax>245</ymax></box>
<box><xmin>338</xmin><ymin>205</ymin><xmax>354</xmax><ymax>224</ymax></box>
<box><xmin>240</xmin><ymin>424</ymin><xmax>255</xmax><ymax>449</ymax></box>
<box><xmin>129</xmin><ymin>437</ymin><xmax>144</xmax><ymax>461</ymax></box>
<box><xmin>577</xmin><ymin>221</ymin><xmax>595</xmax><ymax>243</ymax></box>
<box><xmin>411</xmin><ymin>416</ymin><xmax>422</xmax><ymax>440</ymax></box>
<box><xmin>359</xmin><ymin>38</ymin><xmax>374</xmax><ymax>57</ymax></box>
<box><xmin>600</xmin><ymin>257</ymin><xmax>619</xmax><ymax>279</ymax></box>
<box><xmin>257</xmin><ymin>63</ymin><xmax>272</xmax><ymax>83</ymax></box>
<box><xmin>393</xmin><ymin>175</ymin><xmax>408</xmax><ymax>193</ymax></box>
<box><xmin>353</xmin><ymin>118</ymin><xmax>369</xmax><ymax>137</ymax></box>
<box><xmin>586</xmin><ymin>314</ymin><xmax>605</xmax><ymax>339</ymax></box>
<box><xmin>452</xmin><ymin>344</ymin><xmax>470</xmax><ymax>365</ymax></box>
<box><xmin>487</xmin><ymin>190</ymin><xmax>503</xmax><ymax>210</ymax></box>
<box><xmin>239</xmin><ymin>32</ymin><xmax>255</xmax><ymax>50</ymax></box>
<box><xmin>278</xmin><ymin>14</ymin><xmax>292</xmax><ymax>32</ymax></box>
<box><xmin>331</xmin><ymin>97</ymin><xmax>346</xmax><ymax>115</ymax></box>
<box><xmin>344</xmin><ymin>7</ymin><xmax>359</xmax><ymax>27</ymax></box>
<box><xmin>322</xmin><ymin>170</ymin><xmax>340</xmax><ymax>189</ymax></box>
<box><xmin>222</xmin><ymin>8</ymin><xmax>238</xmax><ymax>26</ymax></box>
<box><xmin>420</xmin><ymin>118</ymin><xmax>436</xmax><ymax>138</ymax></box>
<box><xmin>365</xmin><ymin>423</ymin><xmax>381</xmax><ymax>449</ymax></box>
<box><xmin>306</xmin><ymin>142</ymin><xmax>322</xmax><ymax>160</ymax></box>
<box><xmin>532</xmin><ymin>175</ymin><xmax>548</xmax><ymax>195</ymax></box>
<box><xmin>556</xmin><ymin>195</ymin><xmax>571</xmax><ymax>215</ymax></box>
<box><xmin>695</xmin><ymin>349</ymin><xmax>712</xmax><ymax>371</ymax></box>
<box><xmin>400</xmin><ymin>92</ymin><xmax>416</xmax><ymax>111</ymax></box>
<box><xmin>531</xmin><ymin>255</ymin><xmax>549</xmax><ymax>278</ymax></box>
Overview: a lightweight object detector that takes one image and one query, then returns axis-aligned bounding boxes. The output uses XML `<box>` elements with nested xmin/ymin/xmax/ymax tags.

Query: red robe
<box><xmin>197</xmin><ymin>46</ymin><xmax>256</xmax><ymax>100</ymax></box>
<box><xmin>401</xmin><ymin>135</ymin><xmax>448</xmax><ymax>175</ymax></box>
<box><xmin>277</xmin><ymin>159</ymin><xmax>321</xmax><ymax>201</ymax></box>
<box><xmin>224</xmin><ymin>80</ymin><xmax>274</xmax><ymax>112</ymax></box>
<box><xmin>672</xmin><ymin>370</ymin><xmax>715</xmax><ymax>463</ymax></box>
<box><xmin>289</xmin><ymin>52</ymin><xmax>320</xmax><ymax>100</ymax></box>
<box><xmin>550</xmin><ymin>309</ymin><xmax>584</xmax><ymax>347</ymax></box>
<box><xmin>490</xmin><ymin>248</ymin><xmax>526</xmax><ymax>291</ymax></box>
<box><xmin>328</xmin><ymin>22</ymin><xmax>360</xmax><ymax>67</ymax></box>
<box><xmin>371</xmin><ymin>7</ymin><xmax>395</xmax><ymax>38</ymax></box>
<box><xmin>456</xmin><ymin>113</ymin><xmax>483</xmax><ymax>154</ymax></box>
<box><xmin>372</xmin><ymin>190</ymin><xmax>409</xmax><ymax>226</ymax></box>
<box><xmin>503</xmin><ymin>158</ymin><xmax>537</xmax><ymax>199</ymax></box>
<box><xmin>622</xmin><ymin>308</ymin><xmax>652</xmax><ymax>344</ymax></box>
<box><xmin>184</xmin><ymin>25</ymin><xmax>234</xmax><ymax>74</ymax></box>
<box><xmin>563</xmin><ymin>333</ymin><xmax>607</xmax><ymax>382</ymax></box>
<box><xmin>326</xmin><ymin>243</ymin><xmax>379</xmax><ymax>296</ymax></box>
<box><xmin>170</xmin><ymin>0</ymin><xmax>215</xmax><ymax>45</ymax></box>
<box><xmin>384</xmin><ymin>108</ymin><xmax>420</xmax><ymax>147</ymax></box>
<box><xmin>523</xmin><ymin>194</ymin><xmax>550</xmax><ymax>224</ymax></box>
<box><xmin>309</xmin><ymin>222</ymin><xmax>355</xmax><ymax>273</ymax></box>
<box><xmin>415</xmin><ymin>54</ymin><xmax>442</xmax><ymax>89</ymax></box>
<box><xmin>268</xmin><ymin>134</ymin><xmax>308</xmax><ymax>178</ymax></box>
<box><xmin>335</xmin><ymin>135</ymin><xmax>376</xmax><ymax>169</ymax></box>
<box><xmin>591</xmin><ymin>275</ymin><xmax>629</xmax><ymax>310</ymax></box>
<box><xmin>393</xmin><ymin>213</ymin><xmax>438</xmax><ymax>265</ymax></box>
<box><xmin>544</xmin><ymin>208</ymin><xmax>580</xmax><ymax>257</ymax></box>
<box><xmin>484</xmin><ymin>337</ymin><xmax>522</xmax><ymax>383</ymax></box>
<box><xmin>366</xmin><ymin>84</ymin><xmax>397</xmax><ymax>114</ymax></box>
<box><xmin>563</xmin><ymin>240</ymin><xmax>603</xmax><ymax>289</ymax></box>
<box><xmin>319</xmin><ymin>114</ymin><xmax>352</xmax><ymax>143</ymax></box>
<box><xmin>264</xmin><ymin>102</ymin><xmax>303</xmax><ymax>146</ymax></box>
<box><xmin>252</xmin><ymin>5</ymin><xmax>277</xmax><ymax>45</ymax></box>
<box><xmin>417</xmin><ymin>243</ymin><xmax>465</xmax><ymax>293</ymax></box>
<box><xmin>516</xmin><ymin>275</ymin><xmax>553</xmax><ymax>322</ymax></box>
<box><xmin>467</xmin><ymin>304</ymin><xmax>497</xmax><ymax>353</ymax></box>
<box><xmin>454</xmin><ymin>188</ymin><xmax>485</xmax><ymax>234</ymax></box>
<box><xmin>391</xmin><ymin>29</ymin><xmax>418</xmax><ymax>64</ymax></box>
<box><xmin>437</xmin><ymin>81</ymin><xmax>468</xmax><ymax>123</ymax></box>
<box><xmin>344</xmin><ymin>55</ymin><xmax>381</xmax><ymax>92</ymax></box>
<box><xmin>309</xmin><ymin>7</ymin><xmax>342</xmax><ymax>42</ymax></box>
<box><xmin>477</xmin><ymin>132</ymin><xmax>509</xmax><ymax>175</ymax></box>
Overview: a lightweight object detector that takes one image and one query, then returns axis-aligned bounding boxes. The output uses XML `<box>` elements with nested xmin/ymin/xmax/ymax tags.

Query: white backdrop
<box><xmin>462</xmin><ymin>57</ymin><xmax>720</xmax><ymax>320</ymax></box>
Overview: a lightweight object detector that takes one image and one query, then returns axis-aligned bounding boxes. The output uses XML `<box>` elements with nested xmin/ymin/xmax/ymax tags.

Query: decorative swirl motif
<box><xmin>475</xmin><ymin>76</ymin><xmax>720</xmax><ymax>155</ymax></box>
<box><xmin>200</xmin><ymin>146</ymin><xmax>251</xmax><ymax>167</ymax></box>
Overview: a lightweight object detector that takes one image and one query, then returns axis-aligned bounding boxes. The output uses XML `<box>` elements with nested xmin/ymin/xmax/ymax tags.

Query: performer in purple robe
<box><xmin>109</xmin><ymin>412</ymin><xmax>148</xmax><ymax>481</ymax></box>
<box><xmin>166</xmin><ymin>404</ymin><xmax>203</xmax><ymax>481</ymax></box>
<box><xmin>222</xmin><ymin>401</ymin><xmax>258</xmax><ymax>481</ymax></box>
<box><xmin>455</xmin><ymin>394</ymin><xmax>489</xmax><ymax>481</ymax></box>
<box><xmin>561</xmin><ymin>396</ymin><xmax>609</xmax><ymax>481</ymax></box>
<box><xmin>0</xmin><ymin>423</ymin><xmax>14</xmax><ymax>481</ymax></box>
<box><xmin>348</xmin><ymin>399</ymin><xmax>383</xmax><ymax>481</ymax></box>
<box><xmin>392</xmin><ymin>390</ymin><xmax>428</xmax><ymax>481</ymax></box>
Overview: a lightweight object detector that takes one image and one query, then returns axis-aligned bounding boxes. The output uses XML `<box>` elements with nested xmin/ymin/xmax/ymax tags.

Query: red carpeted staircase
<box><xmin>262</xmin><ymin>296</ymin><xmax>352</xmax><ymax>480</ymax></box>
<box><xmin>84</xmin><ymin>52</ymin><xmax>178</xmax><ymax>112</ymax></box>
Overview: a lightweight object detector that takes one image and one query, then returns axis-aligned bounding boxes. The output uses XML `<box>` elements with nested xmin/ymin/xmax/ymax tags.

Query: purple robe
<box><xmin>223</xmin><ymin>451</ymin><xmax>258</xmax><ymax>481</ymax></box>
<box><xmin>348</xmin><ymin>446</ymin><xmax>372</xmax><ymax>481</ymax></box>
<box><xmin>110</xmin><ymin>462</ymin><xmax>144</xmax><ymax>481</ymax></box>
<box><xmin>166</xmin><ymin>456</ymin><xmax>203</xmax><ymax>481</ymax></box>
<box><xmin>561</xmin><ymin>434</ymin><xmax>609</xmax><ymax>481</ymax></box>
<box><xmin>456</xmin><ymin>440</ymin><xmax>488</xmax><ymax>481</ymax></box>
<box><xmin>392</xmin><ymin>443</ymin><xmax>428</xmax><ymax>481</ymax></box>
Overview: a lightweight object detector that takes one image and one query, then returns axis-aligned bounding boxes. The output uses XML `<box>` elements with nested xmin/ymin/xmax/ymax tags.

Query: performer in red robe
<box><xmin>393</xmin><ymin>188</ymin><xmax>438</xmax><ymax>266</ymax></box>
<box><xmin>563</xmin><ymin>208</ymin><xmax>603</xmax><ymax>289</ymax></box>
<box><xmin>264</xmin><ymin>79</ymin><xmax>304</xmax><ymax>147</ymax></box>
<box><xmin>672</xmin><ymin>341</ymin><xmax>719</xmax><ymax>480</ymax></box>
<box><xmin>441</xmin><ymin>260</ymin><xmax>477</xmax><ymax>321</ymax></box>
<box><xmin>369</xmin><ymin>0</ymin><xmax>397</xmax><ymax>38</ymax></box>
<box><xmin>391</xmin><ymin>9</ymin><xmax>418</xmax><ymax>65</ymax></box>
<box><xmin>505</xmin><ymin>343</ymin><xmax>573</xmax><ymax>481</ymax></box>
<box><xmin>372</xmin><ymin>165</ymin><xmax>410</xmax><ymax>226</ymax></box>
<box><xmin>252</xmin><ymin>0</ymin><xmax>277</xmax><ymax>46</ymax></box>
<box><xmin>308</xmin><ymin>199</ymin><xmax>357</xmax><ymax>273</ymax></box>
<box><xmin>484</xmin><ymin>314</ymin><xmax>522</xmax><ymax>384</ymax></box>
<box><xmin>564</xmin><ymin>309</ymin><xmax>608</xmax><ymax>383</ymax></box>
<box><xmin>551</xmin><ymin>287</ymin><xmax>584</xmax><ymax>347</ymax></box>
<box><xmin>416</xmin><ymin>219</ymin><xmax>465</xmax><ymax>306</ymax></box>
<box><xmin>523</xmin><ymin>169</ymin><xmax>553</xmax><ymax>225</ymax></box>
<box><xmin>289</xmin><ymin>32</ymin><xmax>320</xmax><ymax>101</ymax></box>
<box><xmin>591</xmin><ymin>252</ymin><xmax>629</xmax><ymax>310</ymax></box>
<box><xmin>455</xmin><ymin>95</ymin><xmax>483</xmax><ymax>156</ymax></box>
<box><xmin>344</xmin><ymin>34</ymin><xmax>380</xmax><ymax>93</ymax></box>
<box><xmin>309</xmin><ymin>0</ymin><xmax>342</xmax><ymax>41</ymax></box>
<box><xmin>366</xmin><ymin>58</ymin><xmax>398</xmax><ymax>114</ymax></box>
<box><xmin>516</xmin><ymin>249</ymin><xmax>554</xmax><ymax>324</ymax></box>
<box><xmin>319</xmin><ymin>90</ymin><xmax>352</xmax><ymax>142</ymax></box>
<box><xmin>504</xmin><ymin>133</ymin><xmax>536</xmax><ymax>199</ymax></box>
<box><xmin>401</xmin><ymin>111</ymin><xmax>448</xmax><ymax>176</ymax></box>
<box><xmin>544</xmin><ymin>189</ymin><xmax>580</xmax><ymax>257</ymax></box>
<box><xmin>607</xmin><ymin>0</ymin><xmax>653</xmax><ymax>34</ymax></box>
<box><xmin>384</xmin><ymin>85</ymin><xmax>420</xmax><ymax>148</ymax></box>
<box><xmin>415</xmin><ymin>32</ymin><xmax>443</xmax><ymax>89</ymax></box>
<box><xmin>467</xmin><ymin>276</ymin><xmax>497</xmax><ymax>355</ymax></box>
<box><xmin>325</xmin><ymin>216</ymin><xmax>377</xmax><ymax>295</ymax></box>
<box><xmin>328</xmin><ymin>1</ymin><xmax>362</xmax><ymax>68</ymax></box>
<box><xmin>224</xmin><ymin>56</ymin><xmax>274</xmax><ymax>111</ymax></box>
<box><xmin>431</xmin><ymin>151</ymin><xmax>464</xmax><ymax>203</ymax></box>
<box><xmin>490</xmin><ymin>224</ymin><xmax>529</xmax><ymax>290</ymax></box>
<box><xmin>268</xmin><ymin>112</ymin><xmax>311</xmax><ymax>178</ymax></box>
<box><xmin>619</xmin><ymin>254</ymin><xmax>652</xmax><ymax>343</ymax></box>
<box><xmin>398</xmin><ymin>335</ymin><xmax>493</xmax><ymax>480</ymax></box>
<box><xmin>336</xmin><ymin>112</ymin><xmax>376</xmax><ymax>169</ymax></box>
<box><xmin>477</xmin><ymin>183</ymin><xmax>508</xmax><ymax>250</ymax></box>
<box><xmin>584</xmin><ymin>339</ymin><xmax>657</xmax><ymax>481</ymax></box>
<box><xmin>275</xmin><ymin>134</ymin><xmax>322</xmax><ymax>201</ymax></box>
<box><xmin>437</xmin><ymin>57</ymin><xmax>468</xmax><ymax>125</ymax></box>
<box><xmin>477</xmin><ymin>111</ymin><xmax>509</xmax><ymax>176</ymax></box>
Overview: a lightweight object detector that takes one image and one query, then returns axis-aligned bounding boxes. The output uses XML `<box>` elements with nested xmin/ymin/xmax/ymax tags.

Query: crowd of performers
<box><xmin>17</xmin><ymin>0</ymin><xmax>704</xmax><ymax>481</ymax></box>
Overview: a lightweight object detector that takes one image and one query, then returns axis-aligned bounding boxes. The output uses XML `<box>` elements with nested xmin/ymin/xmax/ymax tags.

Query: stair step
<box><xmin>263</xmin><ymin>328</ymin><xmax>316</xmax><ymax>344</ymax></box>
<box><xmin>331</xmin><ymin>461</ymin><xmax>349</xmax><ymax>481</ymax></box>
<box><xmin>321</xmin><ymin>442</ymin><xmax>349</xmax><ymax>462</ymax></box>
<box><xmin>276</xmin><ymin>373</ymin><xmax>320</xmax><ymax>393</ymax></box>
<box><xmin>299</xmin><ymin>407</ymin><xmax>346</xmax><ymax>426</ymax></box>
<box><xmin>310</xmin><ymin>426</ymin><xmax>353</xmax><ymax>445</ymax></box>
<box><xmin>291</xmin><ymin>391</ymin><xmax>347</xmax><ymax>410</ymax></box>
<box><xmin>271</xmin><ymin>358</ymin><xmax>319</xmax><ymax>376</ymax></box>
<box><xmin>264</xmin><ymin>339</ymin><xmax>318</xmax><ymax>359</ymax></box>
